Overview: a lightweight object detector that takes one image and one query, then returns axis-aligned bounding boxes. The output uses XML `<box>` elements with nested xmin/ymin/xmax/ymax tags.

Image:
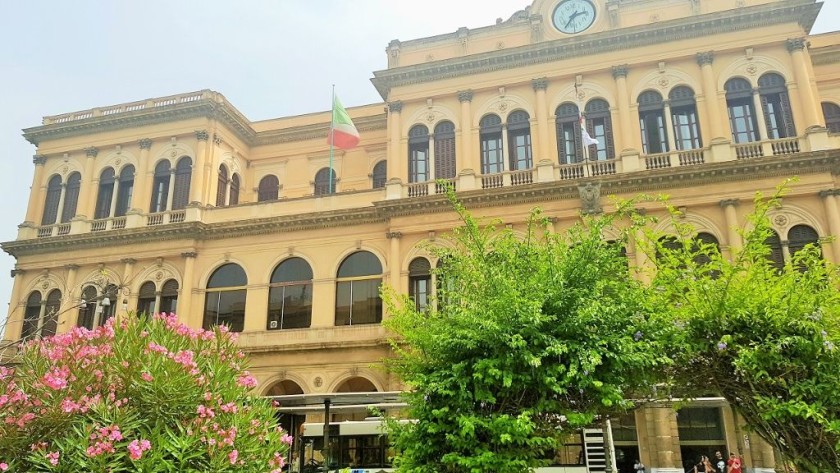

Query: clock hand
<box><xmin>564</xmin><ymin>10</ymin><xmax>583</xmax><ymax>29</ymax></box>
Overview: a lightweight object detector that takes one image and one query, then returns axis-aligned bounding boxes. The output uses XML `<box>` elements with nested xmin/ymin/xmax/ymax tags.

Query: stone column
<box><xmin>165</xmin><ymin>169</ymin><xmax>177</xmax><ymax>211</ymax></box>
<box><xmin>120</xmin><ymin>258</ymin><xmax>136</xmax><ymax>316</ymax></box>
<box><xmin>56</xmin><ymin>264</ymin><xmax>79</xmax><ymax>333</ymax></box>
<box><xmin>458</xmin><ymin>91</ymin><xmax>474</xmax><ymax>172</ymax></box>
<box><xmin>751</xmin><ymin>88</ymin><xmax>769</xmax><ymax>140</ymax></box>
<box><xmin>180</xmin><ymin>252</ymin><xmax>198</xmax><ymax>328</ymax></box>
<box><xmin>55</xmin><ymin>183</ymin><xmax>68</xmax><ymax>223</ymax></box>
<box><xmin>612</xmin><ymin>65</ymin><xmax>635</xmax><ymax>151</ymax></box>
<box><xmin>80</xmin><ymin>147</ymin><xmax>99</xmax><ymax>219</ymax></box>
<box><xmin>532</xmin><ymin>78</ymin><xmax>550</xmax><ymax>161</ymax></box>
<box><xmin>25</xmin><ymin>155</ymin><xmax>47</xmax><ymax>224</ymax></box>
<box><xmin>387</xmin><ymin>101</ymin><xmax>403</xmax><ymax>182</ymax></box>
<box><xmin>819</xmin><ymin>189</ymin><xmax>840</xmax><ymax>263</ymax></box>
<box><xmin>5</xmin><ymin>269</ymin><xmax>26</xmax><ymax>340</ymax></box>
<box><xmin>786</xmin><ymin>38</ymin><xmax>822</xmax><ymax>128</ymax></box>
<box><xmin>386</xmin><ymin>232</ymin><xmax>402</xmax><ymax>313</ymax></box>
<box><xmin>108</xmin><ymin>180</ymin><xmax>120</xmax><ymax>218</ymax></box>
<box><xmin>135</xmin><ymin>139</ymin><xmax>153</xmax><ymax>212</ymax></box>
<box><xmin>720</xmin><ymin>199</ymin><xmax>742</xmax><ymax>256</ymax></box>
<box><xmin>191</xmin><ymin>131</ymin><xmax>209</xmax><ymax>204</ymax></box>
<box><xmin>697</xmin><ymin>52</ymin><xmax>725</xmax><ymax>140</ymax></box>
<box><xmin>663</xmin><ymin>100</ymin><xmax>678</xmax><ymax>153</ymax></box>
<box><xmin>652</xmin><ymin>405</ymin><xmax>680</xmax><ymax>470</ymax></box>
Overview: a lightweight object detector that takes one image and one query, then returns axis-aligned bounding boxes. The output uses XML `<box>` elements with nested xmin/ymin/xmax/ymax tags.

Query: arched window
<box><xmin>160</xmin><ymin>279</ymin><xmax>179</xmax><ymax>314</ymax></box>
<box><xmin>507</xmin><ymin>111</ymin><xmax>533</xmax><ymax>170</ymax></box>
<box><xmin>268</xmin><ymin>257</ymin><xmax>313</xmax><ymax>330</ymax></box>
<box><xmin>371</xmin><ymin>161</ymin><xmax>387</xmax><ymax>189</ymax></box>
<box><xmin>764</xmin><ymin>231</ymin><xmax>785</xmax><ymax>272</ymax></box>
<box><xmin>100</xmin><ymin>284</ymin><xmax>118</xmax><ymax>324</ymax></box>
<box><xmin>21</xmin><ymin>292</ymin><xmax>42</xmax><ymax>340</ymax></box>
<box><xmin>434</xmin><ymin>121</ymin><xmax>456</xmax><ymax>179</ymax></box>
<box><xmin>822</xmin><ymin>102</ymin><xmax>840</xmax><ymax>133</ymax></box>
<box><xmin>150</xmin><ymin>161</ymin><xmax>171</xmax><ymax>213</ymax></box>
<box><xmin>204</xmin><ymin>264</ymin><xmax>247</xmax><ymax>332</ymax></box>
<box><xmin>115</xmin><ymin>165</ymin><xmax>135</xmax><ymax>217</ymax></box>
<box><xmin>258</xmin><ymin>175</ymin><xmax>280</xmax><ymax>201</ymax></box>
<box><xmin>725</xmin><ymin>78</ymin><xmax>759</xmax><ymax>143</ymax></box>
<box><xmin>638</xmin><ymin>90</ymin><xmax>668</xmax><ymax>154</ymax></box>
<box><xmin>229</xmin><ymin>173</ymin><xmax>240</xmax><ymax>205</ymax></box>
<box><xmin>408</xmin><ymin>257</ymin><xmax>432</xmax><ymax>312</ymax></box>
<box><xmin>61</xmin><ymin>172</ymin><xmax>81</xmax><ymax>223</ymax></box>
<box><xmin>669</xmin><ymin>86</ymin><xmax>702</xmax><ymax>150</ymax></box>
<box><xmin>555</xmin><ymin>103</ymin><xmax>582</xmax><ymax>164</ymax></box>
<box><xmin>43</xmin><ymin>289</ymin><xmax>61</xmax><ymax>337</ymax></box>
<box><xmin>584</xmin><ymin>99</ymin><xmax>615</xmax><ymax>160</ymax></box>
<box><xmin>656</xmin><ymin>235</ymin><xmax>682</xmax><ymax>264</ymax></box>
<box><xmin>408</xmin><ymin>125</ymin><xmax>430</xmax><ymax>183</ymax></box>
<box><xmin>758</xmin><ymin>73</ymin><xmax>795</xmax><ymax>139</ymax></box>
<box><xmin>137</xmin><ymin>281</ymin><xmax>157</xmax><ymax>315</ymax></box>
<box><xmin>42</xmin><ymin>175</ymin><xmax>62</xmax><ymax>225</ymax></box>
<box><xmin>314</xmin><ymin>167</ymin><xmax>336</xmax><ymax>196</ymax></box>
<box><xmin>480</xmin><ymin>114</ymin><xmax>504</xmax><ymax>174</ymax></box>
<box><xmin>77</xmin><ymin>286</ymin><xmax>98</xmax><ymax>329</ymax></box>
<box><xmin>216</xmin><ymin>165</ymin><xmax>229</xmax><ymax>207</ymax></box>
<box><xmin>693</xmin><ymin>233</ymin><xmax>721</xmax><ymax>277</ymax></box>
<box><xmin>172</xmin><ymin>157</ymin><xmax>192</xmax><ymax>210</ymax></box>
<box><xmin>788</xmin><ymin>224</ymin><xmax>820</xmax><ymax>261</ymax></box>
<box><xmin>94</xmin><ymin>168</ymin><xmax>116</xmax><ymax>219</ymax></box>
<box><xmin>335</xmin><ymin>251</ymin><xmax>382</xmax><ymax>326</ymax></box>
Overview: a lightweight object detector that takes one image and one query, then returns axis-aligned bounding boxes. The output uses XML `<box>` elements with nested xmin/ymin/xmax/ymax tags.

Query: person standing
<box><xmin>633</xmin><ymin>459</ymin><xmax>646</xmax><ymax>473</ymax></box>
<box><xmin>714</xmin><ymin>451</ymin><xmax>726</xmax><ymax>472</ymax></box>
<box><xmin>726</xmin><ymin>452</ymin><xmax>743</xmax><ymax>473</ymax></box>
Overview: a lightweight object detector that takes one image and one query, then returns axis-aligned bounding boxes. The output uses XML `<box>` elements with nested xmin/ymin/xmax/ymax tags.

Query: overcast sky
<box><xmin>0</xmin><ymin>0</ymin><xmax>837</xmax><ymax>333</ymax></box>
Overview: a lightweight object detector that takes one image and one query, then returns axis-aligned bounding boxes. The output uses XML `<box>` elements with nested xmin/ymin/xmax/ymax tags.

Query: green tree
<box><xmin>0</xmin><ymin>313</ymin><xmax>290</xmax><ymax>472</ymax></box>
<box><xmin>384</xmin><ymin>197</ymin><xmax>670</xmax><ymax>473</ymax></box>
<box><xmin>647</xmin><ymin>188</ymin><xmax>840</xmax><ymax>472</ymax></box>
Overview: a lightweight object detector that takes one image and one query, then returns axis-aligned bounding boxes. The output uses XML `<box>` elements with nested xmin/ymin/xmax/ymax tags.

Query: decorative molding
<box><xmin>85</xmin><ymin>147</ymin><xmax>98</xmax><ymax>158</ymax></box>
<box><xmin>11</xmin><ymin>269</ymin><xmax>26</xmax><ymax>277</ymax></box>
<box><xmin>138</xmin><ymin>138</ymin><xmax>153</xmax><ymax>150</ymax></box>
<box><xmin>370</xmin><ymin>2</ymin><xmax>820</xmax><ymax>98</ymax></box>
<box><xmin>611</xmin><ymin>65</ymin><xmax>629</xmax><ymax>79</ymax></box>
<box><xmin>386</xmin><ymin>231</ymin><xmax>402</xmax><ymax>239</ymax></box>
<box><xmin>120</xmin><ymin>258</ymin><xmax>136</xmax><ymax>264</ymax></box>
<box><xmin>719</xmin><ymin>199</ymin><xmax>740</xmax><ymax>207</ymax></box>
<box><xmin>64</xmin><ymin>264</ymin><xmax>79</xmax><ymax>271</ymax></box>
<box><xmin>785</xmin><ymin>37</ymin><xmax>807</xmax><ymax>53</ymax></box>
<box><xmin>531</xmin><ymin>78</ymin><xmax>548</xmax><ymax>91</ymax></box>
<box><xmin>818</xmin><ymin>189</ymin><xmax>840</xmax><ymax>198</ymax></box>
<box><xmin>181</xmin><ymin>251</ymin><xmax>198</xmax><ymax>258</ymax></box>
<box><xmin>696</xmin><ymin>51</ymin><xmax>714</xmax><ymax>66</ymax></box>
<box><xmin>387</xmin><ymin>101</ymin><xmax>403</xmax><ymax>113</ymax></box>
<box><xmin>195</xmin><ymin>130</ymin><xmax>209</xmax><ymax>141</ymax></box>
<box><xmin>457</xmin><ymin>90</ymin><xmax>474</xmax><ymax>103</ymax></box>
<box><xmin>32</xmin><ymin>155</ymin><xmax>47</xmax><ymax>165</ymax></box>
<box><xmin>578</xmin><ymin>182</ymin><xmax>602</xmax><ymax>214</ymax></box>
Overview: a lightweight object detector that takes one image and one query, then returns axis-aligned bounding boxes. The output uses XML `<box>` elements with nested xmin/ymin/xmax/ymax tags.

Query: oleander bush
<box><xmin>0</xmin><ymin>313</ymin><xmax>290</xmax><ymax>472</ymax></box>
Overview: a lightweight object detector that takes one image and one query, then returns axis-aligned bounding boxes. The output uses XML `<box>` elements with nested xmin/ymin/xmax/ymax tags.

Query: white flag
<box><xmin>580</xmin><ymin>114</ymin><xmax>599</xmax><ymax>146</ymax></box>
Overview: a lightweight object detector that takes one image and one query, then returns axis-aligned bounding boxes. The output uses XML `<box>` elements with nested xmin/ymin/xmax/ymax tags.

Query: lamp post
<box><xmin>93</xmin><ymin>295</ymin><xmax>111</xmax><ymax>328</ymax></box>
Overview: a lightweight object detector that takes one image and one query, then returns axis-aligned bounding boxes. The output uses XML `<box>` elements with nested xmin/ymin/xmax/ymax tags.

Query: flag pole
<box><xmin>575</xmin><ymin>82</ymin><xmax>590</xmax><ymax>178</ymax></box>
<box><xmin>328</xmin><ymin>84</ymin><xmax>335</xmax><ymax>194</ymax></box>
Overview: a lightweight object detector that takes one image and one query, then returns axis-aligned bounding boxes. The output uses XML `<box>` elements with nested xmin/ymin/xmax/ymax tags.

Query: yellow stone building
<box><xmin>3</xmin><ymin>0</ymin><xmax>840</xmax><ymax>471</ymax></box>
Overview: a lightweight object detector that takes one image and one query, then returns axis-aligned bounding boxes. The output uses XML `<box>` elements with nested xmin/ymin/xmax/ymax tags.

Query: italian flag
<box><xmin>327</xmin><ymin>94</ymin><xmax>360</xmax><ymax>150</ymax></box>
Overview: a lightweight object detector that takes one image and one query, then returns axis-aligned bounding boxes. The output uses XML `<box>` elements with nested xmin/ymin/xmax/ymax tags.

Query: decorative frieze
<box><xmin>457</xmin><ymin>90</ymin><xmax>474</xmax><ymax>103</ymax></box>
<box><xmin>138</xmin><ymin>138</ymin><xmax>153</xmax><ymax>150</ymax></box>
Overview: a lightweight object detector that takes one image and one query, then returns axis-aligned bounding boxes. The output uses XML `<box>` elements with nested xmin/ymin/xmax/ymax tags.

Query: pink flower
<box><xmin>0</xmin><ymin>462</ymin><xmax>8</xmax><ymax>471</ymax></box>
<box><xmin>228</xmin><ymin>449</ymin><xmax>238</xmax><ymax>465</ymax></box>
<box><xmin>128</xmin><ymin>439</ymin><xmax>151</xmax><ymax>460</ymax></box>
<box><xmin>236</xmin><ymin>372</ymin><xmax>257</xmax><ymax>388</ymax></box>
<box><xmin>46</xmin><ymin>451</ymin><xmax>59</xmax><ymax>466</ymax></box>
<box><xmin>141</xmin><ymin>372</ymin><xmax>153</xmax><ymax>382</ymax></box>
<box><xmin>281</xmin><ymin>433</ymin><xmax>294</xmax><ymax>445</ymax></box>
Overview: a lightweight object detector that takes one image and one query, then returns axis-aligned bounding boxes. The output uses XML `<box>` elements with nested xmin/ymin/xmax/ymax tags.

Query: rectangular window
<box><xmin>409</xmin><ymin>145</ymin><xmax>429</xmax><ymax>183</ymax></box>
<box><xmin>640</xmin><ymin>110</ymin><xmax>668</xmax><ymax>154</ymax></box>
<box><xmin>268</xmin><ymin>284</ymin><xmax>312</xmax><ymax>329</ymax></box>
<box><xmin>336</xmin><ymin>280</ymin><xmax>382</xmax><ymax>326</ymax></box>
<box><xmin>481</xmin><ymin>132</ymin><xmax>504</xmax><ymax>174</ymax></box>
<box><xmin>671</xmin><ymin>106</ymin><xmax>702</xmax><ymax>150</ymax></box>
<box><xmin>203</xmin><ymin>290</ymin><xmax>246</xmax><ymax>332</ymax></box>
<box><xmin>728</xmin><ymin>99</ymin><xmax>759</xmax><ymax>143</ymax></box>
<box><xmin>559</xmin><ymin>122</ymin><xmax>580</xmax><ymax>164</ymax></box>
<box><xmin>589</xmin><ymin>119</ymin><xmax>609</xmax><ymax>160</ymax></box>
<box><xmin>508</xmin><ymin>130</ymin><xmax>532</xmax><ymax>170</ymax></box>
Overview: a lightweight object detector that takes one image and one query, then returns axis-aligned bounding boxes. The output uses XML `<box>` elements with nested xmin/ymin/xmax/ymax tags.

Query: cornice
<box><xmin>254</xmin><ymin>113</ymin><xmax>387</xmax><ymax>146</ymax></box>
<box><xmin>370</xmin><ymin>0</ymin><xmax>820</xmax><ymax>99</ymax></box>
<box><xmin>811</xmin><ymin>49</ymin><xmax>840</xmax><ymax>66</ymax></box>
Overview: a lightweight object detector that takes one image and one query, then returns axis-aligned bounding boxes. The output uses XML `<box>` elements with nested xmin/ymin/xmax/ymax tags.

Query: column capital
<box><xmin>33</xmin><ymin>155</ymin><xmax>47</xmax><ymax>165</ymax></box>
<box><xmin>10</xmin><ymin>268</ymin><xmax>26</xmax><ymax>278</ymax></box>
<box><xmin>85</xmin><ymin>147</ymin><xmax>99</xmax><ymax>158</ymax></box>
<box><xmin>696</xmin><ymin>51</ymin><xmax>714</xmax><ymax>66</ymax></box>
<box><xmin>786</xmin><ymin>38</ymin><xmax>807</xmax><ymax>52</ymax></box>
<box><xmin>386</xmin><ymin>231</ymin><xmax>403</xmax><ymax>239</ymax></box>
<box><xmin>195</xmin><ymin>130</ymin><xmax>209</xmax><ymax>141</ymax></box>
<box><xmin>531</xmin><ymin>78</ymin><xmax>548</xmax><ymax>91</ymax></box>
<box><xmin>611</xmin><ymin>65</ymin><xmax>629</xmax><ymax>79</ymax></box>
<box><xmin>138</xmin><ymin>138</ymin><xmax>153</xmax><ymax>150</ymax></box>
<box><xmin>719</xmin><ymin>198</ymin><xmax>740</xmax><ymax>208</ymax></box>
<box><xmin>64</xmin><ymin>264</ymin><xmax>80</xmax><ymax>271</ymax></box>
<box><xmin>457</xmin><ymin>90</ymin><xmax>474</xmax><ymax>103</ymax></box>
<box><xmin>120</xmin><ymin>258</ymin><xmax>137</xmax><ymax>265</ymax></box>
<box><xmin>818</xmin><ymin>189</ymin><xmax>840</xmax><ymax>198</ymax></box>
<box><xmin>387</xmin><ymin>101</ymin><xmax>403</xmax><ymax>113</ymax></box>
<box><xmin>181</xmin><ymin>251</ymin><xmax>198</xmax><ymax>259</ymax></box>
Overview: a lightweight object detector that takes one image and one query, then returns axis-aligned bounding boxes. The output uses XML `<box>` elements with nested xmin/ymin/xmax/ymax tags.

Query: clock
<box><xmin>552</xmin><ymin>0</ymin><xmax>597</xmax><ymax>34</ymax></box>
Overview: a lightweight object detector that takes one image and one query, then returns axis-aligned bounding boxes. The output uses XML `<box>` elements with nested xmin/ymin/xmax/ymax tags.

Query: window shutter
<box><xmin>604</xmin><ymin>114</ymin><xmax>616</xmax><ymax>160</ymax></box>
<box><xmin>779</xmin><ymin>91</ymin><xmax>796</xmax><ymax>137</ymax></box>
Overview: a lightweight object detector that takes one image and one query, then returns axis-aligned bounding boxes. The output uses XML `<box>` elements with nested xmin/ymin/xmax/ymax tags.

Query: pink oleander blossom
<box><xmin>128</xmin><ymin>439</ymin><xmax>151</xmax><ymax>460</ymax></box>
<box><xmin>236</xmin><ymin>372</ymin><xmax>258</xmax><ymax>388</ymax></box>
<box><xmin>228</xmin><ymin>449</ymin><xmax>238</xmax><ymax>465</ymax></box>
<box><xmin>46</xmin><ymin>451</ymin><xmax>59</xmax><ymax>466</ymax></box>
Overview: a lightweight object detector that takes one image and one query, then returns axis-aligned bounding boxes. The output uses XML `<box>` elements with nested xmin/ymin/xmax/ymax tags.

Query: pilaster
<box><xmin>719</xmin><ymin>199</ymin><xmax>742</xmax><ymax>255</ymax></box>
<box><xmin>180</xmin><ymin>252</ymin><xmax>198</xmax><ymax>328</ymax></box>
<box><xmin>134</xmin><ymin>138</ymin><xmax>153</xmax><ymax>213</ymax></box>
<box><xmin>532</xmin><ymin>78</ymin><xmax>551</xmax><ymax>162</ymax></box>
<box><xmin>79</xmin><ymin>147</ymin><xmax>99</xmax><ymax>219</ymax></box>
<box><xmin>191</xmin><ymin>131</ymin><xmax>209</xmax><ymax>204</ymax></box>
<box><xmin>388</xmin><ymin>101</ymin><xmax>404</xmax><ymax>183</ymax></box>
<box><xmin>458</xmin><ymin>91</ymin><xmax>475</xmax><ymax>174</ymax></box>
<box><xmin>697</xmin><ymin>52</ymin><xmax>726</xmax><ymax>141</ymax></box>
<box><xmin>612</xmin><ymin>65</ymin><xmax>636</xmax><ymax>152</ymax></box>
<box><xmin>786</xmin><ymin>38</ymin><xmax>822</xmax><ymax>129</ymax></box>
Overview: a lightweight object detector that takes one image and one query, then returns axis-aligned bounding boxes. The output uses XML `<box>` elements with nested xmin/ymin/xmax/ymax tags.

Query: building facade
<box><xmin>4</xmin><ymin>0</ymin><xmax>840</xmax><ymax>471</ymax></box>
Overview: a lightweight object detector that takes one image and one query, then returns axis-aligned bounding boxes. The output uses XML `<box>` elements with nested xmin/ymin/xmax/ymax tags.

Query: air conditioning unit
<box><xmin>269</xmin><ymin>320</ymin><xmax>278</xmax><ymax>329</ymax></box>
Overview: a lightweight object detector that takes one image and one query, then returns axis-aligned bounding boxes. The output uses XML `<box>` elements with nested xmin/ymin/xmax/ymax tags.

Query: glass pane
<box><xmin>204</xmin><ymin>289</ymin><xmax>246</xmax><ymax>332</ymax></box>
<box><xmin>351</xmin><ymin>279</ymin><xmax>382</xmax><ymax>325</ymax></box>
<box><xmin>335</xmin><ymin>281</ymin><xmax>352</xmax><ymax>325</ymax></box>
<box><xmin>272</xmin><ymin>257</ymin><xmax>313</xmax><ymax>283</ymax></box>
<box><xmin>337</xmin><ymin>252</ymin><xmax>382</xmax><ymax>278</ymax></box>
<box><xmin>207</xmin><ymin>263</ymin><xmax>247</xmax><ymax>288</ymax></box>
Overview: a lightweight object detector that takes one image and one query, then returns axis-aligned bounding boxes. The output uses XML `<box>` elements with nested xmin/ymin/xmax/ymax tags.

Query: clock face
<box><xmin>552</xmin><ymin>0</ymin><xmax>597</xmax><ymax>34</ymax></box>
